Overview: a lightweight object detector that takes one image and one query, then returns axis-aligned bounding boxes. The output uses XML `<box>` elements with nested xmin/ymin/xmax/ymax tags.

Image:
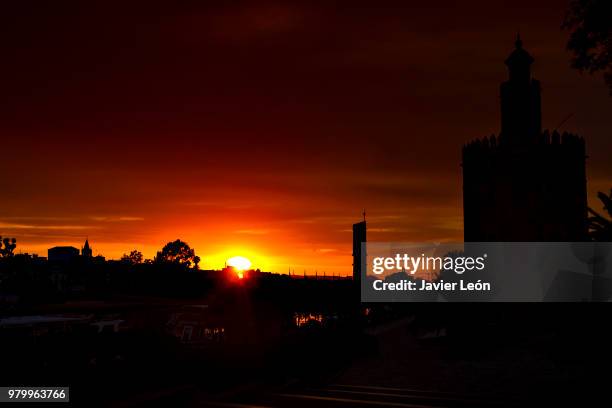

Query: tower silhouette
<box><xmin>81</xmin><ymin>239</ymin><xmax>93</xmax><ymax>258</ymax></box>
<box><xmin>352</xmin><ymin>216</ymin><xmax>367</xmax><ymax>285</ymax></box>
<box><xmin>500</xmin><ymin>34</ymin><xmax>541</xmax><ymax>142</ymax></box>
<box><xmin>462</xmin><ymin>37</ymin><xmax>588</xmax><ymax>241</ymax></box>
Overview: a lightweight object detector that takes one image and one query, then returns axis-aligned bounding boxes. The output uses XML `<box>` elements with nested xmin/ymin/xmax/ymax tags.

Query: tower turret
<box><xmin>500</xmin><ymin>35</ymin><xmax>542</xmax><ymax>143</ymax></box>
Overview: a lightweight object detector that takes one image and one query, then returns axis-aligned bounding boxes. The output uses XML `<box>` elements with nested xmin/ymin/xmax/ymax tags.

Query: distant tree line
<box><xmin>120</xmin><ymin>239</ymin><xmax>200</xmax><ymax>269</ymax></box>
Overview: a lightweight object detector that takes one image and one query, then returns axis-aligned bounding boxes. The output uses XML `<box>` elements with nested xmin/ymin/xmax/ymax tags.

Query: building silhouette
<box><xmin>352</xmin><ymin>216</ymin><xmax>367</xmax><ymax>286</ymax></box>
<box><xmin>462</xmin><ymin>36</ymin><xmax>588</xmax><ymax>241</ymax></box>
<box><xmin>82</xmin><ymin>239</ymin><xmax>93</xmax><ymax>258</ymax></box>
<box><xmin>47</xmin><ymin>239</ymin><xmax>96</xmax><ymax>262</ymax></box>
<box><xmin>48</xmin><ymin>246</ymin><xmax>79</xmax><ymax>262</ymax></box>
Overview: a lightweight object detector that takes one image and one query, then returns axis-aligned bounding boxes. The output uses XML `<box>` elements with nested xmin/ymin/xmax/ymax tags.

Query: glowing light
<box><xmin>227</xmin><ymin>256</ymin><xmax>252</xmax><ymax>271</ymax></box>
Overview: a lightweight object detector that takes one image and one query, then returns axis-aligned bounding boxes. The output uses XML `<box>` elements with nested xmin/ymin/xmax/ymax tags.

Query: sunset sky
<box><xmin>2</xmin><ymin>1</ymin><xmax>611</xmax><ymax>274</ymax></box>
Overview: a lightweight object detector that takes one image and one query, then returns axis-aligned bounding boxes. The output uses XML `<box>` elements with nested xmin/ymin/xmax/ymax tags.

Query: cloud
<box><xmin>206</xmin><ymin>3</ymin><xmax>311</xmax><ymax>42</ymax></box>
<box><xmin>235</xmin><ymin>229</ymin><xmax>271</xmax><ymax>235</ymax></box>
<box><xmin>89</xmin><ymin>216</ymin><xmax>144</xmax><ymax>222</ymax></box>
<box><xmin>316</xmin><ymin>248</ymin><xmax>337</xmax><ymax>253</ymax></box>
<box><xmin>0</xmin><ymin>222</ymin><xmax>93</xmax><ymax>230</ymax></box>
<box><xmin>1</xmin><ymin>216</ymin><xmax>76</xmax><ymax>221</ymax></box>
<box><xmin>339</xmin><ymin>227</ymin><xmax>397</xmax><ymax>233</ymax></box>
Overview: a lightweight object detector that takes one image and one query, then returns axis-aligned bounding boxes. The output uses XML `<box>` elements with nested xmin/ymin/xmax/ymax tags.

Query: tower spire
<box><xmin>515</xmin><ymin>32</ymin><xmax>522</xmax><ymax>49</ymax></box>
<box><xmin>82</xmin><ymin>237</ymin><xmax>93</xmax><ymax>258</ymax></box>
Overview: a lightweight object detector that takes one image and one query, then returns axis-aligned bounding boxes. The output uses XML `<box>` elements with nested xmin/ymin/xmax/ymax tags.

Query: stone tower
<box><xmin>462</xmin><ymin>36</ymin><xmax>588</xmax><ymax>242</ymax></box>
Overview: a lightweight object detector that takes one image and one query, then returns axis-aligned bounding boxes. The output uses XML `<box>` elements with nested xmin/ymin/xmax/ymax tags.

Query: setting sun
<box><xmin>227</xmin><ymin>256</ymin><xmax>252</xmax><ymax>271</ymax></box>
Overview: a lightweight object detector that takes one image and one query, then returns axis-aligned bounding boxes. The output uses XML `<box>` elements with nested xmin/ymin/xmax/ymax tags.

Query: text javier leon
<box><xmin>371</xmin><ymin>253</ymin><xmax>491</xmax><ymax>292</ymax></box>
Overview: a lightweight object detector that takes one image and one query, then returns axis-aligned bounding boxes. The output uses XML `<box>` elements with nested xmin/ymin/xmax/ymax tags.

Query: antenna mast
<box><xmin>553</xmin><ymin>113</ymin><xmax>574</xmax><ymax>132</ymax></box>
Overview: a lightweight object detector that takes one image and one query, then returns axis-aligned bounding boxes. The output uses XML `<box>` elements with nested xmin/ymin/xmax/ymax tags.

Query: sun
<box><xmin>227</xmin><ymin>256</ymin><xmax>252</xmax><ymax>271</ymax></box>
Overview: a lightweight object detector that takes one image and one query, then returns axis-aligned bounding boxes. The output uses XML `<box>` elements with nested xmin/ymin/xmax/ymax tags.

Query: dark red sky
<box><xmin>1</xmin><ymin>1</ymin><xmax>611</xmax><ymax>273</ymax></box>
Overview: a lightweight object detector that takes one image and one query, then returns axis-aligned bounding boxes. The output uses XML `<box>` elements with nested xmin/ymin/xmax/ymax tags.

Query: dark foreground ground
<box><xmin>3</xmin><ymin>260</ymin><xmax>611</xmax><ymax>406</ymax></box>
<box><xmin>83</xmin><ymin>304</ymin><xmax>611</xmax><ymax>408</ymax></box>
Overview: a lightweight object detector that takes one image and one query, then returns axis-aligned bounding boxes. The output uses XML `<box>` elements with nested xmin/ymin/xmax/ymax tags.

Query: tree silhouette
<box><xmin>563</xmin><ymin>0</ymin><xmax>612</xmax><ymax>94</ymax></box>
<box><xmin>588</xmin><ymin>189</ymin><xmax>612</xmax><ymax>241</ymax></box>
<box><xmin>0</xmin><ymin>236</ymin><xmax>17</xmax><ymax>258</ymax></box>
<box><xmin>154</xmin><ymin>239</ymin><xmax>200</xmax><ymax>269</ymax></box>
<box><xmin>121</xmin><ymin>250</ymin><xmax>144</xmax><ymax>265</ymax></box>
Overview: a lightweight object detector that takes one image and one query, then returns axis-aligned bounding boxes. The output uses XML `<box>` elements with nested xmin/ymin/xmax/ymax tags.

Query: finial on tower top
<box><xmin>362</xmin><ymin>209</ymin><xmax>366</xmax><ymax>222</ymax></box>
<box><xmin>515</xmin><ymin>32</ymin><xmax>522</xmax><ymax>49</ymax></box>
